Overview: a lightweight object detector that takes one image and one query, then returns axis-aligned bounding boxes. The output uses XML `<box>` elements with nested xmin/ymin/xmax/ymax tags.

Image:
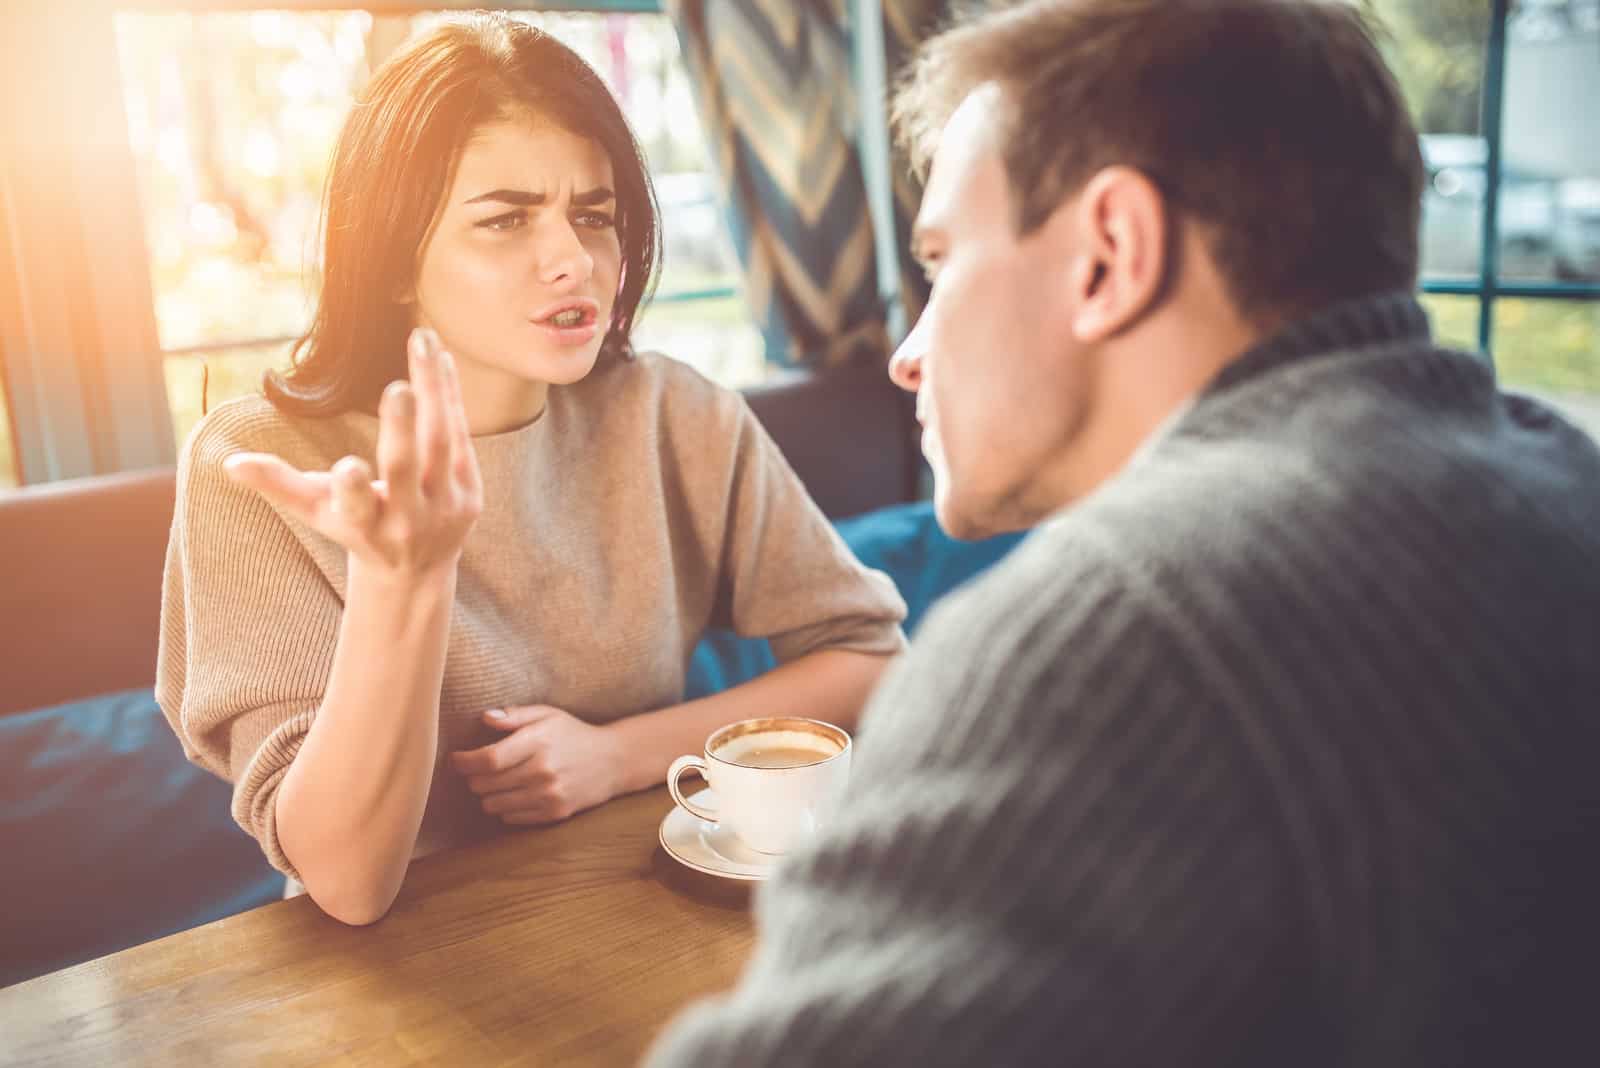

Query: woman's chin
<box><xmin>535</xmin><ymin>347</ymin><xmax>603</xmax><ymax>384</ymax></box>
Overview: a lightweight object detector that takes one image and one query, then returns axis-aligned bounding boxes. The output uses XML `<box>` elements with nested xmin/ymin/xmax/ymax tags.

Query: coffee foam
<box><xmin>714</xmin><ymin>729</ymin><xmax>841</xmax><ymax>765</ymax></box>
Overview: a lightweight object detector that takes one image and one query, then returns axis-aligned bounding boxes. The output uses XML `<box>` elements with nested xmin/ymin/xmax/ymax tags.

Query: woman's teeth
<box><xmin>549</xmin><ymin>309</ymin><xmax>584</xmax><ymax>327</ymax></box>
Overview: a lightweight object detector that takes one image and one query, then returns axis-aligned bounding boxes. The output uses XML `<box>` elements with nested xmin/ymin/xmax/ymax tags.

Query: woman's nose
<box><xmin>537</xmin><ymin>220</ymin><xmax>595</xmax><ymax>287</ymax></box>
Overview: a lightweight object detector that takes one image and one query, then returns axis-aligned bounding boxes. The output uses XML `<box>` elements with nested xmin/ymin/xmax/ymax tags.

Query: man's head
<box><xmin>889</xmin><ymin>0</ymin><xmax>1424</xmax><ymax>538</ymax></box>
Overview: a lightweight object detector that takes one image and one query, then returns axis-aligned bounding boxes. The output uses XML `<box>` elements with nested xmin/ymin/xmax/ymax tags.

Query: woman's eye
<box><xmin>478</xmin><ymin>211</ymin><xmax>526</xmax><ymax>232</ymax></box>
<box><xmin>575</xmin><ymin>211</ymin><xmax>616</xmax><ymax>230</ymax></box>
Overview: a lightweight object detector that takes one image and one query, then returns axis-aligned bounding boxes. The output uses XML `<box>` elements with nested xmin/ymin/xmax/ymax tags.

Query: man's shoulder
<box><xmin>937</xmin><ymin>351</ymin><xmax>1600</xmax><ymax>663</ymax></box>
<box><xmin>1144</xmin><ymin>347</ymin><xmax>1594</xmax><ymax>543</ymax></box>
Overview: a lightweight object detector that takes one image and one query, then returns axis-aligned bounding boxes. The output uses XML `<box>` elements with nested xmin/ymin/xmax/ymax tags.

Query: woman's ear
<box><xmin>1068</xmin><ymin>166</ymin><xmax>1170</xmax><ymax>344</ymax></box>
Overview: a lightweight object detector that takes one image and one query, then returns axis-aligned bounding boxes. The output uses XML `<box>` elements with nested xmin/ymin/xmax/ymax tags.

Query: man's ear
<box><xmin>1065</xmin><ymin>166</ymin><xmax>1170</xmax><ymax>344</ymax></box>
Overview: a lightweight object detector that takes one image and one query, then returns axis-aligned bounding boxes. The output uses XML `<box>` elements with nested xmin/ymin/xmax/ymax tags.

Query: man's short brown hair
<box><xmin>894</xmin><ymin>0</ymin><xmax>1425</xmax><ymax>322</ymax></box>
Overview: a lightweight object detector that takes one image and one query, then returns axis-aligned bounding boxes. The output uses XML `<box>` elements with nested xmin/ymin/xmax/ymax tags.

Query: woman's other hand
<box><xmin>450</xmin><ymin>706</ymin><xmax>628</xmax><ymax>825</ymax></box>
<box><xmin>223</xmin><ymin>327</ymin><xmax>483</xmax><ymax>583</ymax></box>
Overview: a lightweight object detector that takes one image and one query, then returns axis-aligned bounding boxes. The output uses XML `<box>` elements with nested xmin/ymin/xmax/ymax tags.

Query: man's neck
<box><xmin>1042</xmin><ymin>291</ymin><xmax>1266</xmax><ymax>508</ymax></box>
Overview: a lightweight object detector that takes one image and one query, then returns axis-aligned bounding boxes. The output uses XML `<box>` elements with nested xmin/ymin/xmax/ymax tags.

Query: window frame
<box><xmin>1419</xmin><ymin>0</ymin><xmax>1600</xmax><ymax>357</ymax></box>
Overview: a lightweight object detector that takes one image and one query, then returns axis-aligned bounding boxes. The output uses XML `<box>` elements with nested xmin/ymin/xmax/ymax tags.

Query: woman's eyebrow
<box><xmin>463</xmin><ymin>187</ymin><xmax>616</xmax><ymax>206</ymax></box>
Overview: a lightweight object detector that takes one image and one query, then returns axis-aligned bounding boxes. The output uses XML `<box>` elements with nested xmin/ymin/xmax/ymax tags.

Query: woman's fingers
<box><xmin>410</xmin><ymin>328</ymin><xmax>452</xmax><ymax>498</ymax></box>
<box><xmin>449</xmin><ymin>727</ymin><xmax>547</xmax><ymax>777</ymax></box>
<box><xmin>479</xmin><ymin>785</ymin><xmax>562</xmax><ymax>817</ymax></box>
<box><xmin>329</xmin><ymin>455</ymin><xmax>378</xmax><ymax>532</ymax></box>
<box><xmin>226</xmin><ymin>328</ymin><xmax>481</xmax><ymax>578</ymax></box>
<box><xmin>500</xmin><ymin>806</ymin><xmax>568</xmax><ymax>826</ymax></box>
<box><xmin>463</xmin><ymin>762</ymin><xmax>555</xmax><ymax>796</ymax></box>
<box><xmin>437</xmin><ymin>337</ymin><xmax>481</xmax><ymax>495</ymax></box>
<box><xmin>223</xmin><ymin>453</ymin><xmax>329</xmax><ymax>523</ymax></box>
<box><xmin>377</xmin><ymin>379</ymin><xmax>420</xmax><ymax>515</ymax></box>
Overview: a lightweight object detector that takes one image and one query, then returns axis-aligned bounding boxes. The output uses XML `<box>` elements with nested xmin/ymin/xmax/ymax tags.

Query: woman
<box><xmin>157</xmin><ymin>15</ymin><xmax>906</xmax><ymax>926</ymax></box>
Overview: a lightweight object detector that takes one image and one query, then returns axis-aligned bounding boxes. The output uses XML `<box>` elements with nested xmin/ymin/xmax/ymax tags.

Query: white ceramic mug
<box><xmin>667</xmin><ymin>717</ymin><xmax>852</xmax><ymax>855</ymax></box>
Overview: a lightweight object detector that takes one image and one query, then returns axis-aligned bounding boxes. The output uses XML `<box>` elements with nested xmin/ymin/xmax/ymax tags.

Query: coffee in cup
<box><xmin>667</xmin><ymin>717</ymin><xmax>851</xmax><ymax>855</ymax></box>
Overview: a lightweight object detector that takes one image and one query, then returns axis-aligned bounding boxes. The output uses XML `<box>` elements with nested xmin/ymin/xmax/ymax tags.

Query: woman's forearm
<box><xmin>274</xmin><ymin>560</ymin><xmax>456</xmax><ymax>925</ymax></box>
<box><xmin>608</xmin><ymin>648</ymin><xmax>895</xmax><ymax>795</ymax></box>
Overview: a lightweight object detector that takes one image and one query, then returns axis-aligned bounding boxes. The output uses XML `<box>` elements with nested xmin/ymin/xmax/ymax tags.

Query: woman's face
<box><xmin>410</xmin><ymin>117</ymin><xmax>622</xmax><ymax>432</ymax></box>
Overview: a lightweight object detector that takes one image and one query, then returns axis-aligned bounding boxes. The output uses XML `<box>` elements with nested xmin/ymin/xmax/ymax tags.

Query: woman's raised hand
<box><xmin>225</xmin><ymin>328</ymin><xmax>483</xmax><ymax>582</ymax></box>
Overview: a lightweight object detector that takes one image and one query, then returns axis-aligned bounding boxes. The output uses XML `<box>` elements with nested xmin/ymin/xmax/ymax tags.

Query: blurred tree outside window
<box><xmin>113</xmin><ymin>9</ymin><xmax>766</xmax><ymax>453</ymax></box>
<box><xmin>1493</xmin><ymin>298</ymin><xmax>1600</xmax><ymax>414</ymax></box>
<box><xmin>1419</xmin><ymin>293</ymin><xmax>1483</xmax><ymax>350</ymax></box>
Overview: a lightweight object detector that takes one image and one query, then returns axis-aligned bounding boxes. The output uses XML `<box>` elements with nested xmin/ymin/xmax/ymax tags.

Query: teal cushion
<box><xmin>0</xmin><ymin>690</ymin><xmax>285</xmax><ymax>987</ymax></box>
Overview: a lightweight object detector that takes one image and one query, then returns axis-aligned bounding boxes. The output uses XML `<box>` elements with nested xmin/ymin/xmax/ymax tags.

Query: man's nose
<box><xmin>888</xmin><ymin>319</ymin><xmax>925</xmax><ymax>393</ymax></box>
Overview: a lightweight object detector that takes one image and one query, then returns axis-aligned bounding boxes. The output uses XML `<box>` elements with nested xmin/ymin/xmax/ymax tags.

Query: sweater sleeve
<box><xmin>155</xmin><ymin>406</ymin><xmax>344</xmax><ymax>880</ymax></box>
<box><xmin>645</xmin><ymin>528</ymin><xmax>1306</xmax><ymax>1067</ymax></box>
<box><xmin>710</xmin><ymin>393</ymin><xmax>907</xmax><ymax>663</ymax></box>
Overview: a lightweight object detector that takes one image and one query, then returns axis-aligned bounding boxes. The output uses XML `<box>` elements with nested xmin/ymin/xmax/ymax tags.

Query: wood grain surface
<box><xmin>0</xmin><ymin>786</ymin><xmax>754</xmax><ymax>1067</ymax></box>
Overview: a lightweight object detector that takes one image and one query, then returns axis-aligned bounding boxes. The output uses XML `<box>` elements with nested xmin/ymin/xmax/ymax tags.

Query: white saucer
<box><xmin>658</xmin><ymin>788</ymin><xmax>780</xmax><ymax>882</ymax></box>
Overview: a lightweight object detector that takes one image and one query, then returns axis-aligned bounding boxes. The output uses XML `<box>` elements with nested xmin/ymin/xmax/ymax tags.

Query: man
<box><xmin>648</xmin><ymin>1</ymin><xmax>1600</xmax><ymax>1064</ymax></box>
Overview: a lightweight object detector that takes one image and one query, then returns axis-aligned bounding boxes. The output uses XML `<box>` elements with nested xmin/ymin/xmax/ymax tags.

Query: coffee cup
<box><xmin>666</xmin><ymin>717</ymin><xmax>851</xmax><ymax>855</ymax></box>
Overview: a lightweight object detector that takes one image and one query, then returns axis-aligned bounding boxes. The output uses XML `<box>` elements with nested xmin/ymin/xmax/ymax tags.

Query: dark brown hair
<box><xmin>266</xmin><ymin>14</ymin><xmax>659</xmax><ymax>417</ymax></box>
<box><xmin>893</xmin><ymin>0</ymin><xmax>1425</xmax><ymax>322</ymax></box>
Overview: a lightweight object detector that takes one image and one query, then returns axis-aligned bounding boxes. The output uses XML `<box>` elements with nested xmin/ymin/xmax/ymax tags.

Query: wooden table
<box><xmin>0</xmin><ymin>788</ymin><xmax>755</xmax><ymax>1067</ymax></box>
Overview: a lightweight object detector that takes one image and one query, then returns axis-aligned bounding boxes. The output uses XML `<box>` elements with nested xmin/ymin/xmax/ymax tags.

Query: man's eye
<box><xmin>575</xmin><ymin>211</ymin><xmax>616</xmax><ymax>230</ymax></box>
<box><xmin>478</xmin><ymin>211</ymin><xmax>526</xmax><ymax>232</ymax></box>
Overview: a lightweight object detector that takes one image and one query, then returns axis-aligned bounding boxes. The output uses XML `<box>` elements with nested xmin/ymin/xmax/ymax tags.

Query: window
<box><xmin>1377</xmin><ymin>0</ymin><xmax>1600</xmax><ymax>437</ymax></box>
<box><xmin>1423</xmin><ymin>292</ymin><xmax>1484</xmax><ymax>350</ymax></box>
<box><xmin>112</xmin><ymin>8</ymin><xmax>765</xmax><ymax>451</ymax></box>
<box><xmin>1492</xmin><ymin>298</ymin><xmax>1600</xmax><ymax>423</ymax></box>
<box><xmin>3</xmin><ymin>1</ymin><xmax>1595</xmax><ymax>487</ymax></box>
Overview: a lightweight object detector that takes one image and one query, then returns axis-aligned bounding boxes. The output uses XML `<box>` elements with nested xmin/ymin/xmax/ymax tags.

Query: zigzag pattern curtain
<box><xmin>882</xmin><ymin>0</ymin><xmax>944</xmax><ymax>329</ymax></box>
<box><xmin>666</xmin><ymin>0</ymin><xmax>945</xmax><ymax>369</ymax></box>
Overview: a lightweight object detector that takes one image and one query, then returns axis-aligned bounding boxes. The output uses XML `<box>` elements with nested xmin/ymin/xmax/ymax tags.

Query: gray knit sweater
<box><xmin>646</xmin><ymin>293</ymin><xmax>1600</xmax><ymax>1067</ymax></box>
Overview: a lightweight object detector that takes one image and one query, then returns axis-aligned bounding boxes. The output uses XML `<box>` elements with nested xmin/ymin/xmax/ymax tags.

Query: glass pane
<box><xmin>1492</xmin><ymin>297</ymin><xmax>1600</xmax><ymax>437</ymax></box>
<box><xmin>0</xmin><ymin>374</ymin><xmax>18</xmax><ymax>489</ymax></box>
<box><xmin>1371</xmin><ymin>0</ymin><xmax>1491</xmax><ymax>282</ymax></box>
<box><xmin>635</xmin><ymin>295</ymin><xmax>768</xmax><ymax>389</ymax></box>
<box><xmin>114</xmin><ymin>12</ymin><xmax>366</xmax><ymax>352</ymax></box>
<box><xmin>164</xmin><ymin>342</ymin><xmax>296</xmax><ymax>451</ymax></box>
<box><xmin>116</xmin><ymin>8</ymin><xmax>761</xmax><ymax>452</ymax></box>
<box><xmin>1420</xmin><ymin>292</ymin><xmax>1483</xmax><ymax>350</ymax></box>
<box><xmin>1499</xmin><ymin>1</ymin><xmax>1600</xmax><ymax>282</ymax></box>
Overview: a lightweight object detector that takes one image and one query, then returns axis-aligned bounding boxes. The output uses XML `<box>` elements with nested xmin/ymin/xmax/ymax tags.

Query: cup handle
<box><xmin>667</xmin><ymin>755</ymin><xmax>720</xmax><ymax>822</ymax></box>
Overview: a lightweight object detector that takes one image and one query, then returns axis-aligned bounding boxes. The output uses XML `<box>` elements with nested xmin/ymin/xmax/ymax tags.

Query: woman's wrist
<box><xmin>344</xmin><ymin>554</ymin><xmax>459</xmax><ymax>648</ymax></box>
<box><xmin>601</xmin><ymin>715</ymin><xmax>664</xmax><ymax>795</ymax></box>
<box><xmin>347</xmin><ymin>552</ymin><xmax>459</xmax><ymax>601</ymax></box>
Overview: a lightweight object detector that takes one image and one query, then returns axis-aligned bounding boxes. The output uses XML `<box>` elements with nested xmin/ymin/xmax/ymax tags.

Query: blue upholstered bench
<box><xmin>0</xmin><ymin>501</ymin><xmax>1023</xmax><ymax>988</ymax></box>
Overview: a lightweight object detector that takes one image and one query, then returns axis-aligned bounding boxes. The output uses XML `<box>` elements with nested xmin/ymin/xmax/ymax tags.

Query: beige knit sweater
<box><xmin>156</xmin><ymin>352</ymin><xmax>907</xmax><ymax>878</ymax></box>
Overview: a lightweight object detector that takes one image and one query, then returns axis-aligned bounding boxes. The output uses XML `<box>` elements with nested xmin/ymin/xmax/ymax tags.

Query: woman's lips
<box><xmin>531</xmin><ymin>317</ymin><xmax>600</xmax><ymax>347</ymax></box>
<box><xmin>529</xmin><ymin>300</ymin><xmax>602</xmax><ymax>347</ymax></box>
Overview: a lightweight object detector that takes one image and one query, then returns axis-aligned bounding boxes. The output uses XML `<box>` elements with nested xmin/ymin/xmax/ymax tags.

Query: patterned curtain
<box><xmin>666</xmin><ymin>0</ymin><xmax>947</xmax><ymax>369</ymax></box>
<box><xmin>882</xmin><ymin>0</ymin><xmax>946</xmax><ymax>329</ymax></box>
